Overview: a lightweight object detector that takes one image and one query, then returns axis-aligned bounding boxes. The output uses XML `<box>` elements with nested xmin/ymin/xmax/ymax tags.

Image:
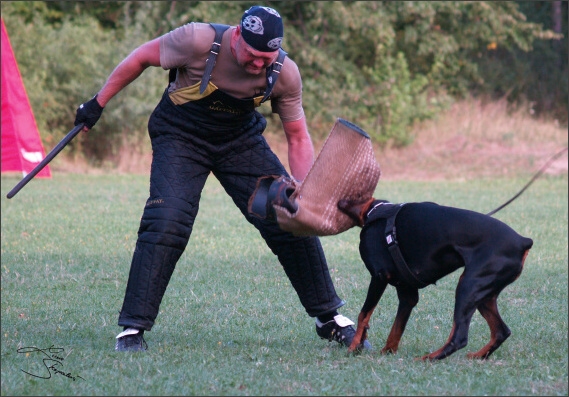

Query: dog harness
<box><xmin>366</xmin><ymin>202</ymin><xmax>429</xmax><ymax>288</ymax></box>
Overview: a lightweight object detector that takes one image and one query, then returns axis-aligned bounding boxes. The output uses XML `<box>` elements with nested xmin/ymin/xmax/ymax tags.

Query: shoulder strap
<box><xmin>199</xmin><ymin>23</ymin><xmax>230</xmax><ymax>94</ymax></box>
<box><xmin>174</xmin><ymin>23</ymin><xmax>286</xmax><ymax>100</ymax></box>
<box><xmin>261</xmin><ymin>48</ymin><xmax>287</xmax><ymax>103</ymax></box>
<box><xmin>168</xmin><ymin>23</ymin><xmax>230</xmax><ymax>87</ymax></box>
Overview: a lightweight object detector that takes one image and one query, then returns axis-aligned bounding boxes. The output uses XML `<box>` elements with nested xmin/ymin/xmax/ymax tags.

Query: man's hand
<box><xmin>74</xmin><ymin>95</ymin><xmax>104</xmax><ymax>130</ymax></box>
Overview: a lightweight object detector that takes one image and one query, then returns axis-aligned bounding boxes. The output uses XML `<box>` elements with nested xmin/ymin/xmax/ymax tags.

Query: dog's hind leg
<box><xmin>420</xmin><ymin>273</ymin><xmax>478</xmax><ymax>360</ymax></box>
<box><xmin>467</xmin><ymin>248</ymin><xmax>530</xmax><ymax>359</ymax></box>
<box><xmin>381</xmin><ymin>286</ymin><xmax>419</xmax><ymax>354</ymax></box>
<box><xmin>466</xmin><ymin>295</ymin><xmax>511</xmax><ymax>359</ymax></box>
<box><xmin>348</xmin><ymin>276</ymin><xmax>387</xmax><ymax>353</ymax></box>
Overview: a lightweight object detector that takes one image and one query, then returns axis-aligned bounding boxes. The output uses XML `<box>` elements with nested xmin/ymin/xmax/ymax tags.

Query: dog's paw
<box><xmin>347</xmin><ymin>345</ymin><xmax>364</xmax><ymax>355</ymax></box>
<box><xmin>380</xmin><ymin>347</ymin><xmax>397</xmax><ymax>355</ymax></box>
<box><xmin>347</xmin><ymin>339</ymin><xmax>368</xmax><ymax>355</ymax></box>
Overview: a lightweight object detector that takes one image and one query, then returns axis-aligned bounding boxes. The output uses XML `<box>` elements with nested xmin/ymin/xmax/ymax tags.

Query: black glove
<box><xmin>74</xmin><ymin>95</ymin><xmax>104</xmax><ymax>129</ymax></box>
<box><xmin>248</xmin><ymin>175</ymin><xmax>298</xmax><ymax>221</ymax></box>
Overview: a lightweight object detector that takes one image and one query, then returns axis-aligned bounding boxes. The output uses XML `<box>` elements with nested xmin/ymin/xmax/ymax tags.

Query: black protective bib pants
<box><xmin>117</xmin><ymin>88</ymin><xmax>344</xmax><ymax>330</ymax></box>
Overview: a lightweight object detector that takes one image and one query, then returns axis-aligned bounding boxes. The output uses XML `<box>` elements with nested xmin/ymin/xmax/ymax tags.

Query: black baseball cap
<box><xmin>240</xmin><ymin>6</ymin><xmax>283</xmax><ymax>52</ymax></box>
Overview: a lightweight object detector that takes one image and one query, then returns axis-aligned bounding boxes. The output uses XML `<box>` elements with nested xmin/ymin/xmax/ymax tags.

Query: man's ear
<box><xmin>235</xmin><ymin>24</ymin><xmax>242</xmax><ymax>36</ymax></box>
<box><xmin>230</xmin><ymin>25</ymin><xmax>241</xmax><ymax>49</ymax></box>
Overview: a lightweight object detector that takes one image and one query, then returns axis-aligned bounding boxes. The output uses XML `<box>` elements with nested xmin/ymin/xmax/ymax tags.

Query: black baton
<box><xmin>6</xmin><ymin>123</ymin><xmax>85</xmax><ymax>199</ymax></box>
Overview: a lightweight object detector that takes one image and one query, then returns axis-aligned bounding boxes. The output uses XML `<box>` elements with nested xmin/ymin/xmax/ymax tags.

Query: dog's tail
<box><xmin>518</xmin><ymin>240</ymin><xmax>533</xmax><ymax>278</ymax></box>
<box><xmin>522</xmin><ymin>237</ymin><xmax>534</xmax><ymax>252</ymax></box>
<box><xmin>486</xmin><ymin>147</ymin><xmax>568</xmax><ymax>217</ymax></box>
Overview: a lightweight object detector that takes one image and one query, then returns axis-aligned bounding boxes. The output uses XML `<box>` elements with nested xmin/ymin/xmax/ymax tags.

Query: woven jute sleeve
<box><xmin>274</xmin><ymin>118</ymin><xmax>381</xmax><ymax>236</ymax></box>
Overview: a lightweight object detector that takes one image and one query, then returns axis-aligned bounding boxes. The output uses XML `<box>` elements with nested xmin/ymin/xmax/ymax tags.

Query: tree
<box><xmin>1</xmin><ymin>1</ymin><xmax>563</xmax><ymax>164</ymax></box>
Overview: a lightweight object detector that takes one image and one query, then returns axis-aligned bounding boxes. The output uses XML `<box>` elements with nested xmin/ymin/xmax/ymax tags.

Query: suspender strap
<box><xmin>199</xmin><ymin>23</ymin><xmax>230</xmax><ymax>94</ymax></box>
<box><xmin>384</xmin><ymin>204</ymin><xmax>429</xmax><ymax>288</ymax></box>
<box><xmin>261</xmin><ymin>48</ymin><xmax>287</xmax><ymax>103</ymax></box>
<box><xmin>168</xmin><ymin>68</ymin><xmax>177</xmax><ymax>84</ymax></box>
<box><xmin>172</xmin><ymin>23</ymin><xmax>286</xmax><ymax>100</ymax></box>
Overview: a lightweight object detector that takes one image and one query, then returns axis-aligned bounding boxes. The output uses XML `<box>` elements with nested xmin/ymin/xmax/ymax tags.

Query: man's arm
<box><xmin>282</xmin><ymin>116</ymin><xmax>314</xmax><ymax>181</ymax></box>
<box><xmin>76</xmin><ymin>37</ymin><xmax>161</xmax><ymax>131</ymax></box>
<box><xmin>96</xmin><ymin>37</ymin><xmax>162</xmax><ymax>107</ymax></box>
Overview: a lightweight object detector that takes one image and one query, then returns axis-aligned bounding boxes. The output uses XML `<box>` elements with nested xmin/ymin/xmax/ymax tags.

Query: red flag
<box><xmin>1</xmin><ymin>18</ymin><xmax>51</xmax><ymax>178</ymax></box>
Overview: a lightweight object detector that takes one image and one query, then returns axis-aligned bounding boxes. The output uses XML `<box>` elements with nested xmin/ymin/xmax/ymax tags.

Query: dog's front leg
<box><xmin>348</xmin><ymin>276</ymin><xmax>387</xmax><ymax>353</ymax></box>
<box><xmin>382</xmin><ymin>286</ymin><xmax>419</xmax><ymax>354</ymax></box>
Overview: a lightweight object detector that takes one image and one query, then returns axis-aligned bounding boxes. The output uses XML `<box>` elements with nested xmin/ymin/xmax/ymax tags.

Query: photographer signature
<box><xmin>17</xmin><ymin>345</ymin><xmax>85</xmax><ymax>381</ymax></box>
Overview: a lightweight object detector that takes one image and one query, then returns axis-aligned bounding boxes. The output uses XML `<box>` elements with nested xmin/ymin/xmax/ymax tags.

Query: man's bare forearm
<box><xmin>283</xmin><ymin>117</ymin><xmax>314</xmax><ymax>181</ymax></box>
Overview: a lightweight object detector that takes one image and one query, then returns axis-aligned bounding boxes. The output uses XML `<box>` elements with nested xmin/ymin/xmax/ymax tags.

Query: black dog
<box><xmin>338</xmin><ymin>198</ymin><xmax>533</xmax><ymax>360</ymax></box>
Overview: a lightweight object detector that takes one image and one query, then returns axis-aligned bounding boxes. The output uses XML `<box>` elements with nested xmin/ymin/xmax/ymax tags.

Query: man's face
<box><xmin>233</xmin><ymin>27</ymin><xmax>279</xmax><ymax>75</ymax></box>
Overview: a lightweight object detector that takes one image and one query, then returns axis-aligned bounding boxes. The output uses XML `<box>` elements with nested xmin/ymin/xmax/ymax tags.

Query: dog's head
<box><xmin>337</xmin><ymin>198</ymin><xmax>393</xmax><ymax>226</ymax></box>
<box><xmin>337</xmin><ymin>197</ymin><xmax>378</xmax><ymax>227</ymax></box>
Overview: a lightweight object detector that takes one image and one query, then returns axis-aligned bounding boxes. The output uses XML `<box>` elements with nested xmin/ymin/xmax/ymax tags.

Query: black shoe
<box><xmin>316</xmin><ymin>314</ymin><xmax>372</xmax><ymax>350</ymax></box>
<box><xmin>115</xmin><ymin>328</ymin><xmax>147</xmax><ymax>352</ymax></box>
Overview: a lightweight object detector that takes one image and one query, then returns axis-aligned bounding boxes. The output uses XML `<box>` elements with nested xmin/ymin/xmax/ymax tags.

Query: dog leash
<box><xmin>486</xmin><ymin>146</ymin><xmax>568</xmax><ymax>216</ymax></box>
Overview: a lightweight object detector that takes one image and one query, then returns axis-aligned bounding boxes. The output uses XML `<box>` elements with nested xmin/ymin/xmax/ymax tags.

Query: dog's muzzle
<box><xmin>248</xmin><ymin>118</ymin><xmax>381</xmax><ymax>236</ymax></box>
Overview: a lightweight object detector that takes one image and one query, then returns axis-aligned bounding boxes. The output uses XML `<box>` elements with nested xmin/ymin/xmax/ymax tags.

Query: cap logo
<box><xmin>242</xmin><ymin>15</ymin><xmax>264</xmax><ymax>35</ymax></box>
<box><xmin>267</xmin><ymin>37</ymin><xmax>282</xmax><ymax>50</ymax></box>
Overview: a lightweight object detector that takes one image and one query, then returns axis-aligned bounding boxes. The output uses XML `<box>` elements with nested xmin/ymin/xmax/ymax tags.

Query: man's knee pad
<box><xmin>137</xmin><ymin>196</ymin><xmax>196</xmax><ymax>250</ymax></box>
<box><xmin>268</xmin><ymin>236</ymin><xmax>344</xmax><ymax>315</ymax></box>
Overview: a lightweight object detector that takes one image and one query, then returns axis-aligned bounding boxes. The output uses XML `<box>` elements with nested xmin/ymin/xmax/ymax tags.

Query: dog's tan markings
<box><xmin>348</xmin><ymin>310</ymin><xmax>375</xmax><ymax>353</ymax></box>
<box><xmin>421</xmin><ymin>322</ymin><xmax>458</xmax><ymax>360</ymax></box>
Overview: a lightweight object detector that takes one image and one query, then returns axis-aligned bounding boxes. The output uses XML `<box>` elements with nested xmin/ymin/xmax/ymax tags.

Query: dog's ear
<box><xmin>337</xmin><ymin>197</ymin><xmax>375</xmax><ymax>227</ymax></box>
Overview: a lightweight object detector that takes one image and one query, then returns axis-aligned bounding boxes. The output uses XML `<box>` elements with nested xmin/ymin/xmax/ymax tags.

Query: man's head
<box><xmin>240</xmin><ymin>6</ymin><xmax>283</xmax><ymax>53</ymax></box>
<box><xmin>232</xmin><ymin>6</ymin><xmax>283</xmax><ymax>74</ymax></box>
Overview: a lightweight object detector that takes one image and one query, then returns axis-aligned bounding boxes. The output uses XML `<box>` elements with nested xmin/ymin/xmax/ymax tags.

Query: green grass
<box><xmin>1</xmin><ymin>173</ymin><xmax>567</xmax><ymax>396</ymax></box>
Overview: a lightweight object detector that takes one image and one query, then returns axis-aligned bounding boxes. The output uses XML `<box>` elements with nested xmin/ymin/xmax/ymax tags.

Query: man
<box><xmin>75</xmin><ymin>5</ymin><xmax>370</xmax><ymax>352</ymax></box>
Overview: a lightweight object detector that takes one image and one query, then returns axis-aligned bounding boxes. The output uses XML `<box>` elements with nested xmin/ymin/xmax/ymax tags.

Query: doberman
<box><xmin>338</xmin><ymin>197</ymin><xmax>533</xmax><ymax>360</ymax></box>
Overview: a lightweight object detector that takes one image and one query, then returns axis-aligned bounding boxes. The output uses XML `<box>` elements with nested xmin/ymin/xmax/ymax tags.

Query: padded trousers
<box><xmin>118</xmin><ymin>98</ymin><xmax>344</xmax><ymax>331</ymax></box>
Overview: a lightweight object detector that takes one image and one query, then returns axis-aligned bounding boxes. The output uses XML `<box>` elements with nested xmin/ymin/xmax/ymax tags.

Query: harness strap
<box><xmin>368</xmin><ymin>203</ymin><xmax>429</xmax><ymax>288</ymax></box>
<box><xmin>199</xmin><ymin>23</ymin><xmax>230</xmax><ymax>94</ymax></box>
<box><xmin>386</xmin><ymin>204</ymin><xmax>429</xmax><ymax>288</ymax></box>
<box><xmin>261</xmin><ymin>48</ymin><xmax>287</xmax><ymax>103</ymax></box>
<box><xmin>170</xmin><ymin>23</ymin><xmax>287</xmax><ymax>101</ymax></box>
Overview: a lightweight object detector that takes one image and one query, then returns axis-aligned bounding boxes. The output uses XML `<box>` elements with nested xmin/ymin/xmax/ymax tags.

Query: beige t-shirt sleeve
<box><xmin>159</xmin><ymin>22</ymin><xmax>212</xmax><ymax>87</ymax></box>
<box><xmin>270</xmin><ymin>57</ymin><xmax>305</xmax><ymax>122</ymax></box>
<box><xmin>159</xmin><ymin>22</ymin><xmax>304</xmax><ymax>122</ymax></box>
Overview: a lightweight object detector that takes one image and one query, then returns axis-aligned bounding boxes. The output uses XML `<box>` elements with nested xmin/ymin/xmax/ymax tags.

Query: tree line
<box><xmin>1</xmin><ymin>1</ymin><xmax>566</xmax><ymax>166</ymax></box>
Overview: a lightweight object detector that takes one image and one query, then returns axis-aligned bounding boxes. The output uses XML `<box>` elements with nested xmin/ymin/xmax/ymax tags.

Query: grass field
<box><xmin>1</xmin><ymin>172</ymin><xmax>567</xmax><ymax>396</ymax></box>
